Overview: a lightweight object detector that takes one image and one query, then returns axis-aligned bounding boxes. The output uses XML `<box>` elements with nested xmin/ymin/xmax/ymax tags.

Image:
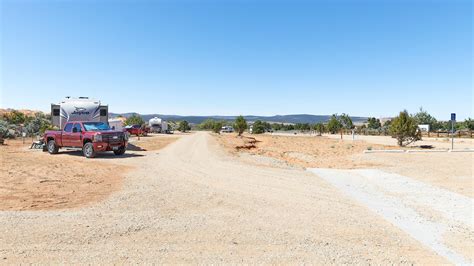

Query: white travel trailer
<box><xmin>108</xmin><ymin>118</ymin><xmax>125</xmax><ymax>131</ymax></box>
<box><xmin>148</xmin><ymin>117</ymin><xmax>168</xmax><ymax>133</ymax></box>
<box><xmin>51</xmin><ymin>97</ymin><xmax>108</xmax><ymax>129</ymax></box>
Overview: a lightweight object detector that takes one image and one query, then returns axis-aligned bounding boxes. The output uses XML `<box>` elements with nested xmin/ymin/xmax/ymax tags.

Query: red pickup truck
<box><xmin>44</xmin><ymin>121</ymin><xmax>128</xmax><ymax>158</ymax></box>
<box><xmin>124</xmin><ymin>124</ymin><xmax>148</xmax><ymax>136</ymax></box>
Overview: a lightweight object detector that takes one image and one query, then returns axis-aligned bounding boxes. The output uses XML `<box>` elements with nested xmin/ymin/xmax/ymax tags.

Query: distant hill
<box><xmin>109</xmin><ymin>113</ymin><xmax>368</xmax><ymax>124</ymax></box>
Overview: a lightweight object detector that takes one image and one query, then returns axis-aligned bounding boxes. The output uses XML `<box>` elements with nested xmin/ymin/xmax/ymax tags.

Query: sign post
<box><xmin>451</xmin><ymin>113</ymin><xmax>456</xmax><ymax>150</ymax></box>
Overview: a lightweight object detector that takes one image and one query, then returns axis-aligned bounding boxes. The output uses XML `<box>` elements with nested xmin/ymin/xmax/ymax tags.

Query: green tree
<box><xmin>124</xmin><ymin>114</ymin><xmax>145</xmax><ymax>126</ymax></box>
<box><xmin>234</xmin><ymin>115</ymin><xmax>247</xmax><ymax>136</ymax></box>
<box><xmin>271</xmin><ymin>123</ymin><xmax>283</xmax><ymax>131</ymax></box>
<box><xmin>463</xmin><ymin>118</ymin><xmax>474</xmax><ymax>130</ymax></box>
<box><xmin>390</xmin><ymin>110</ymin><xmax>421</xmax><ymax>146</ymax></box>
<box><xmin>413</xmin><ymin>107</ymin><xmax>438</xmax><ymax>130</ymax></box>
<box><xmin>252</xmin><ymin>120</ymin><xmax>265</xmax><ymax>134</ymax></box>
<box><xmin>295</xmin><ymin>123</ymin><xmax>311</xmax><ymax>131</ymax></box>
<box><xmin>367</xmin><ymin>117</ymin><xmax>382</xmax><ymax>129</ymax></box>
<box><xmin>178</xmin><ymin>120</ymin><xmax>190</xmax><ymax>132</ymax></box>
<box><xmin>198</xmin><ymin>119</ymin><xmax>216</xmax><ymax>130</ymax></box>
<box><xmin>313</xmin><ymin>123</ymin><xmax>325</xmax><ymax>136</ymax></box>
<box><xmin>212</xmin><ymin>121</ymin><xmax>224</xmax><ymax>134</ymax></box>
<box><xmin>327</xmin><ymin>114</ymin><xmax>342</xmax><ymax>134</ymax></box>
<box><xmin>340</xmin><ymin>113</ymin><xmax>353</xmax><ymax>130</ymax></box>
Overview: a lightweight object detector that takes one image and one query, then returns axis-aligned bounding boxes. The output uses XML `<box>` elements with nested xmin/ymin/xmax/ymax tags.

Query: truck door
<box><xmin>71</xmin><ymin>123</ymin><xmax>83</xmax><ymax>147</ymax></box>
<box><xmin>62</xmin><ymin>123</ymin><xmax>74</xmax><ymax>146</ymax></box>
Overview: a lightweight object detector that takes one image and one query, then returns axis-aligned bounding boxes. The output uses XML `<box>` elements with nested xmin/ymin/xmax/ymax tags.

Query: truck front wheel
<box><xmin>83</xmin><ymin>142</ymin><xmax>96</xmax><ymax>158</ymax></box>
<box><xmin>47</xmin><ymin>140</ymin><xmax>59</xmax><ymax>154</ymax></box>
<box><xmin>113</xmin><ymin>146</ymin><xmax>126</xmax><ymax>156</ymax></box>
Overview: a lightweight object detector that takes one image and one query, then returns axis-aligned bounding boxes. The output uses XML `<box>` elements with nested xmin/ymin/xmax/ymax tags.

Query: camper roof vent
<box><xmin>78</xmin><ymin>97</ymin><xmax>89</xmax><ymax>99</ymax></box>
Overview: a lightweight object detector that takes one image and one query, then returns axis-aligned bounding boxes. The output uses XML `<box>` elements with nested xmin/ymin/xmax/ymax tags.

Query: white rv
<box><xmin>51</xmin><ymin>97</ymin><xmax>108</xmax><ymax>129</ymax></box>
<box><xmin>108</xmin><ymin>118</ymin><xmax>125</xmax><ymax>131</ymax></box>
<box><xmin>148</xmin><ymin>117</ymin><xmax>168</xmax><ymax>133</ymax></box>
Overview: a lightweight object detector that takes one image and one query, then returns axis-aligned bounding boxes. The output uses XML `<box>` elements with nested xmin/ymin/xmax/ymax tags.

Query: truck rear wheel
<box><xmin>47</xmin><ymin>140</ymin><xmax>59</xmax><ymax>154</ymax></box>
<box><xmin>83</xmin><ymin>142</ymin><xmax>96</xmax><ymax>158</ymax></box>
<box><xmin>113</xmin><ymin>146</ymin><xmax>126</xmax><ymax>156</ymax></box>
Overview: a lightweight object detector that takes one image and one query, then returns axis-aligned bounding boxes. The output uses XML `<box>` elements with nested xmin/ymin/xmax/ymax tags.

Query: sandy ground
<box><xmin>0</xmin><ymin>132</ymin><xmax>446</xmax><ymax>263</ymax></box>
<box><xmin>217</xmin><ymin>133</ymin><xmax>473</xmax><ymax>197</ymax></box>
<box><xmin>321</xmin><ymin>133</ymin><xmax>474</xmax><ymax>150</ymax></box>
<box><xmin>215</xmin><ymin>133</ymin><xmax>391</xmax><ymax>169</ymax></box>
<box><xmin>0</xmin><ymin>134</ymin><xmax>178</xmax><ymax>211</ymax></box>
<box><xmin>0</xmin><ymin>140</ymin><xmax>128</xmax><ymax>211</ymax></box>
<box><xmin>357</xmin><ymin>152</ymin><xmax>474</xmax><ymax>197</ymax></box>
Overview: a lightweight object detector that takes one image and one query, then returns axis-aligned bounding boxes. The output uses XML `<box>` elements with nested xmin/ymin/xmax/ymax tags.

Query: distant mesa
<box><xmin>0</xmin><ymin>108</ymin><xmax>368</xmax><ymax>124</ymax></box>
<box><xmin>109</xmin><ymin>113</ymin><xmax>368</xmax><ymax>124</ymax></box>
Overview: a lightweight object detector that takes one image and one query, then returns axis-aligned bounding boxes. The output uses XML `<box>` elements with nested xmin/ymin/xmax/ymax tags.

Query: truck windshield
<box><xmin>83</xmin><ymin>122</ymin><xmax>111</xmax><ymax>131</ymax></box>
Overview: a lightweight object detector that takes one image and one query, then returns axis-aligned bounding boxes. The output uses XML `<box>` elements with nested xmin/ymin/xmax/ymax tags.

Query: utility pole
<box><xmin>451</xmin><ymin>113</ymin><xmax>456</xmax><ymax>150</ymax></box>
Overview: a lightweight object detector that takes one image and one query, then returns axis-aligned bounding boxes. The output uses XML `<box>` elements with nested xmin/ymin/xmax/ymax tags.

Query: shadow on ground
<box><xmin>58</xmin><ymin>150</ymin><xmax>145</xmax><ymax>159</ymax></box>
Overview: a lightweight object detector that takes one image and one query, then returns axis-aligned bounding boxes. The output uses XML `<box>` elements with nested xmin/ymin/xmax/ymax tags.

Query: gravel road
<box><xmin>0</xmin><ymin>132</ymin><xmax>446</xmax><ymax>263</ymax></box>
<box><xmin>310</xmin><ymin>168</ymin><xmax>473</xmax><ymax>264</ymax></box>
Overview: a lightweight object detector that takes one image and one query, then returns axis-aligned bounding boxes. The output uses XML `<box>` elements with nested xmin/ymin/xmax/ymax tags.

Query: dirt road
<box><xmin>0</xmin><ymin>132</ymin><xmax>446</xmax><ymax>263</ymax></box>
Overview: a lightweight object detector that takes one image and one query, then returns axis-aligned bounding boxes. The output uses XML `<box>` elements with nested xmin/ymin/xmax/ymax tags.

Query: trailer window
<box><xmin>52</xmin><ymin>109</ymin><xmax>60</xmax><ymax>116</ymax></box>
<box><xmin>64</xmin><ymin>123</ymin><xmax>73</xmax><ymax>132</ymax></box>
<box><xmin>100</xmin><ymin>109</ymin><xmax>107</xmax><ymax>116</ymax></box>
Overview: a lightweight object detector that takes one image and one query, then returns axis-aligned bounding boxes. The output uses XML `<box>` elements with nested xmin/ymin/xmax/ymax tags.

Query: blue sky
<box><xmin>1</xmin><ymin>0</ymin><xmax>472</xmax><ymax>120</ymax></box>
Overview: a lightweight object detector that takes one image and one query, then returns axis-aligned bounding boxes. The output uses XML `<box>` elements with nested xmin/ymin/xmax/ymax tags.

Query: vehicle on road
<box><xmin>43</xmin><ymin>121</ymin><xmax>128</xmax><ymax>158</ymax></box>
<box><xmin>221</xmin><ymin>126</ymin><xmax>234</xmax><ymax>133</ymax></box>
<box><xmin>149</xmin><ymin>117</ymin><xmax>169</xmax><ymax>133</ymax></box>
<box><xmin>125</xmin><ymin>124</ymin><xmax>148</xmax><ymax>136</ymax></box>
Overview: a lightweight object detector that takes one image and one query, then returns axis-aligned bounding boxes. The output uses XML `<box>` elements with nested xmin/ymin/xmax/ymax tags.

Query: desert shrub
<box><xmin>390</xmin><ymin>110</ymin><xmax>421</xmax><ymax>146</ymax></box>
<box><xmin>0</xmin><ymin>120</ymin><xmax>16</xmax><ymax>139</ymax></box>
<box><xmin>25</xmin><ymin>113</ymin><xmax>52</xmax><ymax>136</ymax></box>
<box><xmin>2</xmin><ymin>110</ymin><xmax>30</xmax><ymax>125</ymax></box>
<box><xmin>234</xmin><ymin>115</ymin><xmax>247</xmax><ymax>136</ymax></box>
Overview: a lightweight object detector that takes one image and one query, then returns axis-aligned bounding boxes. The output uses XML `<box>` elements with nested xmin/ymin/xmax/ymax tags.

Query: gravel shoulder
<box><xmin>0</xmin><ymin>132</ymin><xmax>445</xmax><ymax>263</ymax></box>
<box><xmin>309</xmin><ymin>168</ymin><xmax>473</xmax><ymax>264</ymax></box>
